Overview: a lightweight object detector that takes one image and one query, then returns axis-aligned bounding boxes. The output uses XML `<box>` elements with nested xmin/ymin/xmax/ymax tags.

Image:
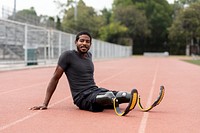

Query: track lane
<box><xmin>1</xmin><ymin>57</ymin><xmax>200</xmax><ymax>133</ymax></box>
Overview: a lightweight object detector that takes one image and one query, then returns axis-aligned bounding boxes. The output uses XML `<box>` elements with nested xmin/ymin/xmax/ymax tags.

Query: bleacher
<box><xmin>0</xmin><ymin>18</ymin><xmax>132</xmax><ymax>69</ymax></box>
<box><xmin>0</xmin><ymin>20</ymin><xmax>24</xmax><ymax>60</ymax></box>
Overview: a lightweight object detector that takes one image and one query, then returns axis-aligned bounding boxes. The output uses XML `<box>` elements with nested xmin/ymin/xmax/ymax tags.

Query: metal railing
<box><xmin>0</xmin><ymin>18</ymin><xmax>132</xmax><ymax>69</ymax></box>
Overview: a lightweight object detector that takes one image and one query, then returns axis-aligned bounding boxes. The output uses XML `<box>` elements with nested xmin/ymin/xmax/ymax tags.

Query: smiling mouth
<box><xmin>80</xmin><ymin>46</ymin><xmax>88</xmax><ymax>50</ymax></box>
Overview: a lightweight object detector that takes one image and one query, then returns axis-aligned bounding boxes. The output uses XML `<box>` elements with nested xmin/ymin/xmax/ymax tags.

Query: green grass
<box><xmin>183</xmin><ymin>59</ymin><xmax>200</xmax><ymax>66</ymax></box>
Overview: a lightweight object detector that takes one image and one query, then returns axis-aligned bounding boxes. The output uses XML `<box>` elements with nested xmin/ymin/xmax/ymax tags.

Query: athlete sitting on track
<box><xmin>29</xmin><ymin>31</ymin><xmax>137</xmax><ymax>114</ymax></box>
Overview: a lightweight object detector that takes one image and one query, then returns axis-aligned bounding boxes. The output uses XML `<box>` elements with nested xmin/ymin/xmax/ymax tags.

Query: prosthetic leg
<box><xmin>96</xmin><ymin>91</ymin><xmax>115</xmax><ymax>106</ymax></box>
<box><xmin>116</xmin><ymin>91</ymin><xmax>131</xmax><ymax>103</ymax></box>
<box><xmin>96</xmin><ymin>89</ymin><xmax>138</xmax><ymax>116</ymax></box>
<box><xmin>138</xmin><ymin>86</ymin><xmax>165</xmax><ymax>112</ymax></box>
<box><xmin>96</xmin><ymin>86</ymin><xmax>165</xmax><ymax>115</ymax></box>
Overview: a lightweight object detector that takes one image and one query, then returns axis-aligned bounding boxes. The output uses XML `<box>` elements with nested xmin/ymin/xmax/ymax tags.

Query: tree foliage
<box><xmin>137</xmin><ymin>0</ymin><xmax>172</xmax><ymax>52</ymax></box>
<box><xmin>111</xmin><ymin>1</ymin><xmax>150</xmax><ymax>46</ymax></box>
<box><xmin>99</xmin><ymin>22</ymin><xmax>128</xmax><ymax>45</ymax></box>
<box><xmin>168</xmin><ymin>2</ymin><xmax>200</xmax><ymax>54</ymax></box>
<box><xmin>111</xmin><ymin>0</ymin><xmax>172</xmax><ymax>53</ymax></box>
<box><xmin>9</xmin><ymin>7</ymin><xmax>40</xmax><ymax>24</ymax></box>
<box><xmin>113</xmin><ymin>4</ymin><xmax>150</xmax><ymax>37</ymax></box>
<box><xmin>62</xmin><ymin>0</ymin><xmax>101</xmax><ymax>37</ymax></box>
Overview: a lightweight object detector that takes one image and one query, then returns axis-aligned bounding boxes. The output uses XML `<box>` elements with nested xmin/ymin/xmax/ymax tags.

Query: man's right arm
<box><xmin>29</xmin><ymin>65</ymin><xmax>64</xmax><ymax>110</ymax></box>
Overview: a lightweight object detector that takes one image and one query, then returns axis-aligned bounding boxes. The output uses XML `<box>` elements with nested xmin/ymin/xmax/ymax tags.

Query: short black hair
<box><xmin>75</xmin><ymin>31</ymin><xmax>92</xmax><ymax>43</ymax></box>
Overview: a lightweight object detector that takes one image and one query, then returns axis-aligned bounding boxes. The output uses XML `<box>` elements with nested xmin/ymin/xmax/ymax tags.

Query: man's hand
<box><xmin>29</xmin><ymin>104</ymin><xmax>47</xmax><ymax>110</ymax></box>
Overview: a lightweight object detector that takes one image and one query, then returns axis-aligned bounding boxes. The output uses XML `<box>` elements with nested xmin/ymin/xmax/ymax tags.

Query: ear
<box><xmin>75</xmin><ymin>40</ymin><xmax>77</xmax><ymax>45</ymax></box>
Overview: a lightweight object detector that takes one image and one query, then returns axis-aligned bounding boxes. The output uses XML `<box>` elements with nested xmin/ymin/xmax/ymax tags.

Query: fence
<box><xmin>0</xmin><ymin>18</ymin><xmax>132</xmax><ymax>69</ymax></box>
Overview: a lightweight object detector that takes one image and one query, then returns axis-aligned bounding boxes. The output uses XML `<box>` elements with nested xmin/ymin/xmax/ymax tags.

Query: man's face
<box><xmin>75</xmin><ymin>34</ymin><xmax>91</xmax><ymax>54</ymax></box>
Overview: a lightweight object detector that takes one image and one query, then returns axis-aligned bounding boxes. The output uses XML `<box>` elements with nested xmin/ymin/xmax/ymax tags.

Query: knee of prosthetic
<box><xmin>96</xmin><ymin>91</ymin><xmax>115</xmax><ymax>106</ymax></box>
<box><xmin>116</xmin><ymin>91</ymin><xmax>131</xmax><ymax>104</ymax></box>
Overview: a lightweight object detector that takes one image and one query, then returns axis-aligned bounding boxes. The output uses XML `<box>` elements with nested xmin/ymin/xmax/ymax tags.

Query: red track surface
<box><xmin>0</xmin><ymin>56</ymin><xmax>200</xmax><ymax>133</ymax></box>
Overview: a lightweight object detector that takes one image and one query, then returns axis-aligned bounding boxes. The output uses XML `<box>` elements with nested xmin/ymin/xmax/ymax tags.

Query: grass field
<box><xmin>183</xmin><ymin>59</ymin><xmax>200</xmax><ymax>66</ymax></box>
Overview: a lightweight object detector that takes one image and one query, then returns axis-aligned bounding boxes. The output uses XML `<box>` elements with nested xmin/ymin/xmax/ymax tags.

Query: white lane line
<box><xmin>0</xmin><ymin>97</ymin><xmax>69</xmax><ymax>131</ymax></box>
<box><xmin>0</xmin><ymin>82</ymin><xmax>47</xmax><ymax>95</ymax></box>
<box><xmin>97</xmin><ymin>69</ymin><xmax>127</xmax><ymax>85</ymax></box>
<box><xmin>138</xmin><ymin>62</ymin><xmax>159</xmax><ymax>133</ymax></box>
<box><xmin>0</xmin><ymin>69</ymin><xmax>127</xmax><ymax>131</ymax></box>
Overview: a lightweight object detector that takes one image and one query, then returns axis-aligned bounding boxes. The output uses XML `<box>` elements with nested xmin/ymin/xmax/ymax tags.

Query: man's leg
<box><xmin>115</xmin><ymin>91</ymin><xmax>131</xmax><ymax>104</ymax></box>
<box><xmin>95</xmin><ymin>89</ymin><xmax>138</xmax><ymax>116</ymax></box>
<box><xmin>95</xmin><ymin>91</ymin><xmax>131</xmax><ymax>106</ymax></box>
<box><xmin>95</xmin><ymin>91</ymin><xmax>115</xmax><ymax>106</ymax></box>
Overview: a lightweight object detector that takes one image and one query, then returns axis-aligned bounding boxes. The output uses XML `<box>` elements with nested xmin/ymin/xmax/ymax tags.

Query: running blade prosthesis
<box><xmin>113</xmin><ymin>89</ymin><xmax>138</xmax><ymax>116</ymax></box>
<box><xmin>113</xmin><ymin>86</ymin><xmax>165</xmax><ymax>116</ymax></box>
<box><xmin>138</xmin><ymin>86</ymin><xmax>165</xmax><ymax>112</ymax></box>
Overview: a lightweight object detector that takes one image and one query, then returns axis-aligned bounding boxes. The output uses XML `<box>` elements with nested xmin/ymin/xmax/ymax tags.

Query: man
<box><xmin>29</xmin><ymin>31</ymin><xmax>136</xmax><ymax>113</ymax></box>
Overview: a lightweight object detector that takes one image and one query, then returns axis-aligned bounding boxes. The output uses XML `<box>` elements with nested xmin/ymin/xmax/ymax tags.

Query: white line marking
<box><xmin>138</xmin><ymin>62</ymin><xmax>159</xmax><ymax>133</ymax></box>
<box><xmin>0</xmin><ymin>97</ymin><xmax>69</xmax><ymax>131</ymax></box>
<box><xmin>0</xmin><ymin>69</ymin><xmax>127</xmax><ymax>131</ymax></box>
<box><xmin>97</xmin><ymin>69</ymin><xmax>127</xmax><ymax>85</ymax></box>
<box><xmin>0</xmin><ymin>82</ymin><xmax>47</xmax><ymax>95</ymax></box>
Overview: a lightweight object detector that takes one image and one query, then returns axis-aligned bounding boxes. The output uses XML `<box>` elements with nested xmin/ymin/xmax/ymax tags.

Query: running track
<box><xmin>0</xmin><ymin>56</ymin><xmax>200</xmax><ymax>133</ymax></box>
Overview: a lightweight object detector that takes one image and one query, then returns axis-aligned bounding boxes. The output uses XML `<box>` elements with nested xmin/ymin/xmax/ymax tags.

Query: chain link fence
<box><xmin>0</xmin><ymin>18</ymin><xmax>132</xmax><ymax>69</ymax></box>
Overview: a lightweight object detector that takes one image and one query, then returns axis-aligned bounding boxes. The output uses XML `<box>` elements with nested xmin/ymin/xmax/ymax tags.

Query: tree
<box><xmin>168</xmin><ymin>2</ymin><xmax>200</xmax><ymax>55</ymax></box>
<box><xmin>114</xmin><ymin>5</ymin><xmax>149</xmax><ymax>36</ymax></box>
<box><xmin>138</xmin><ymin>0</ymin><xmax>173</xmax><ymax>52</ymax></box>
<box><xmin>111</xmin><ymin>0</ymin><xmax>173</xmax><ymax>53</ymax></box>
<box><xmin>100</xmin><ymin>8</ymin><xmax>112</xmax><ymax>25</ymax></box>
<box><xmin>99</xmin><ymin>22</ymin><xmax>128</xmax><ymax>45</ymax></box>
<box><xmin>177</xmin><ymin>0</ymin><xmax>200</xmax><ymax>5</ymax></box>
<box><xmin>113</xmin><ymin>0</ymin><xmax>133</xmax><ymax>7</ymax></box>
<box><xmin>56</xmin><ymin>16</ymin><xmax>62</xmax><ymax>31</ymax></box>
<box><xmin>112</xmin><ymin>1</ymin><xmax>150</xmax><ymax>45</ymax></box>
<box><xmin>62</xmin><ymin>0</ymin><xmax>101</xmax><ymax>37</ymax></box>
<box><xmin>9</xmin><ymin>7</ymin><xmax>40</xmax><ymax>25</ymax></box>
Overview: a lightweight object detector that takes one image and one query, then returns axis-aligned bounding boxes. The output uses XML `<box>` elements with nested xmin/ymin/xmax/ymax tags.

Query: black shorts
<box><xmin>74</xmin><ymin>87</ymin><xmax>116</xmax><ymax>112</ymax></box>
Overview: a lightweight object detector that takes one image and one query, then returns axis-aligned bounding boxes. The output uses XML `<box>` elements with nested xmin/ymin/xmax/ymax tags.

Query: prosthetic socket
<box><xmin>96</xmin><ymin>91</ymin><xmax>131</xmax><ymax>106</ymax></box>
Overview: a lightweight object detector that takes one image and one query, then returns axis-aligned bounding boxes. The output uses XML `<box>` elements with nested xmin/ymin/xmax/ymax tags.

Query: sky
<box><xmin>0</xmin><ymin>0</ymin><xmax>174</xmax><ymax>17</ymax></box>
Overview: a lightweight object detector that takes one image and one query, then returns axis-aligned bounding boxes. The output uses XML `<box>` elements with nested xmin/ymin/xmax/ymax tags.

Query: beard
<box><xmin>77</xmin><ymin>45</ymin><xmax>90</xmax><ymax>54</ymax></box>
